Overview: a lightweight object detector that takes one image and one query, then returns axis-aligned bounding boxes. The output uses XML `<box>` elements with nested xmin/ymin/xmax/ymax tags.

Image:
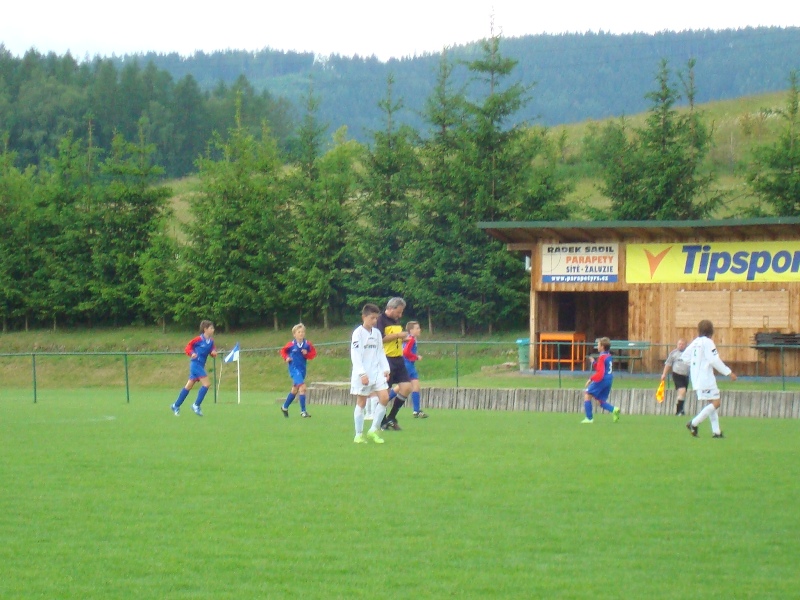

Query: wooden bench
<box><xmin>753</xmin><ymin>332</ymin><xmax>800</xmax><ymax>348</ymax></box>
<box><xmin>587</xmin><ymin>340</ymin><xmax>651</xmax><ymax>373</ymax></box>
<box><xmin>752</xmin><ymin>332</ymin><xmax>800</xmax><ymax>376</ymax></box>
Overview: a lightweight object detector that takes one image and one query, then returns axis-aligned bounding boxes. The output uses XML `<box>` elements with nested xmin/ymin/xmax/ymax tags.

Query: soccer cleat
<box><xmin>367</xmin><ymin>430</ymin><xmax>385</xmax><ymax>444</ymax></box>
<box><xmin>353</xmin><ymin>434</ymin><xmax>368</xmax><ymax>444</ymax></box>
<box><xmin>192</xmin><ymin>403</ymin><xmax>203</xmax><ymax>417</ymax></box>
<box><xmin>712</xmin><ymin>432</ymin><xmax>725</xmax><ymax>439</ymax></box>
<box><xmin>385</xmin><ymin>420</ymin><xmax>402</xmax><ymax>431</ymax></box>
<box><xmin>612</xmin><ymin>407</ymin><xmax>621</xmax><ymax>422</ymax></box>
<box><xmin>686</xmin><ymin>422</ymin><xmax>699</xmax><ymax>437</ymax></box>
<box><xmin>281</xmin><ymin>406</ymin><xmax>289</xmax><ymax>418</ymax></box>
<box><xmin>413</xmin><ymin>411</ymin><xmax>429</xmax><ymax>419</ymax></box>
<box><xmin>580</xmin><ymin>418</ymin><xmax>594</xmax><ymax>424</ymax></box>
<box><xmin>171</xmin><ymin>404</ymin><xmax>180</xmax><ymax>416</ymax></box>
<box><xmin>301</xmin><ymin>411</ymin><xmax>311</xmax><ymax>418</ymax></box>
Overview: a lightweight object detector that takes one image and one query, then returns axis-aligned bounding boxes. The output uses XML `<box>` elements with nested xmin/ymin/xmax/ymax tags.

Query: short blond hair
<box><xmin>405</xmin><ymin>321</ymin><xmax>420</xmax><ymax>332</ymax></box>
<box><xmin>292</xmin><ymin>323</ymin><xmax>305</xmax><ymax>335</ymax></box>
<box><xmin>597</xmin><ymin>337</ymin><xmax>611</xmax><ymax>350</ymax></box>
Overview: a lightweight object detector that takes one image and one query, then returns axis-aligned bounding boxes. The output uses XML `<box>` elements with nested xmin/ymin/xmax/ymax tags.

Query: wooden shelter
<box><xmin>479</xmin><ymin>217</ymin><xmax>800</xmax><ymax>376</ymax></box>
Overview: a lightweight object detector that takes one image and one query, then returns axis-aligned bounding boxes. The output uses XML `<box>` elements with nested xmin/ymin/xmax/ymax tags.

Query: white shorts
<box><xmin>696</xmin><ymin>387</ymin><xmax>721</xmax><ymax>401</ymax></box>
<box><xmin>350</xmin><ymin>375</ymin><xmax>388</xmax><ymax>397</ymax></box>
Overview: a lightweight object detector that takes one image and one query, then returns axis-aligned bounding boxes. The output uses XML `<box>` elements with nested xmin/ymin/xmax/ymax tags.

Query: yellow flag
<box><xmin>656</xmin><ymin>380</ymin><xmax>665</xmax><ymax>403</ymax></box>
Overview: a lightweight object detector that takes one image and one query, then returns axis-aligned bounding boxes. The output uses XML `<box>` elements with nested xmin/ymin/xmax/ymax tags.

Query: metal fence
<box><xmin>1</xmin><ymin>339</ymin><xmax>798</xmax><ymax>403</ymax></box>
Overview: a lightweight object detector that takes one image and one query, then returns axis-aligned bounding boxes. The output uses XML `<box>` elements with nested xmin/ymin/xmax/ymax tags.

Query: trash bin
<box><xmin>516</xmin><ymin>338</ymin><xmax>530</xmax><ymax>371</ymax></box>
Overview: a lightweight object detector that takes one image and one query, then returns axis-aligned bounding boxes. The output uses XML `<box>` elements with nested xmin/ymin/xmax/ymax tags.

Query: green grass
<box><xmin>2</xmin><ymin>390</ymin><xmax>799</xmax><ymax>599</ymax></box>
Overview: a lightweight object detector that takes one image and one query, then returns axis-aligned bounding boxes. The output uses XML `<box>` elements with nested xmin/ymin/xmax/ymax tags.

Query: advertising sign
<box><xmin>541</xmin><ymin>244</ymin><xmax>619</xmax><ymax>283</ymax></box>
<box><xmin>627</xmin><ymin>242</ymin><xmax>800</xmax><ymax>283</ymax></box>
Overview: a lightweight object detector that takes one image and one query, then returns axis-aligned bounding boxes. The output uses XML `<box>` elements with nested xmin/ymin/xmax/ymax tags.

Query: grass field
<box><xmin>2</xmin><ymin>390</ymin><xmax>799</xmax><ymax>599</ymax></box>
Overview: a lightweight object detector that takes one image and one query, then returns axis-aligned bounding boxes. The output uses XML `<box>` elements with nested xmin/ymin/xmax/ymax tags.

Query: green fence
<box><xmin>1</xmin><ymin>339</ymin><xmax>798</xmax><ymax>403</ymax></box>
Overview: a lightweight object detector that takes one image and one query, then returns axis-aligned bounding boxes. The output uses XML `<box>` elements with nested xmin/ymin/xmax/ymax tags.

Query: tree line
<box><xmin>131</xmin><ymin>27</ymin><xmax>800</xmax><ymax>142</ymax></box>
<box><xmin>1</xmin><ymin>35</ymin><xmax>799</xmax><ymax>334</ymax></box>
<box><xmin>0</xmin><ymin>46</ymin><xmax>295</xmax><ymax>178</ymax></box>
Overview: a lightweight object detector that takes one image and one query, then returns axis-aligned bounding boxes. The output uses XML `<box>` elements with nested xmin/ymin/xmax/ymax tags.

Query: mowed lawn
<box><xmin>1</xmin><ymin>390</ymin><xmax>799</xmax><ymax>599</ymax></box>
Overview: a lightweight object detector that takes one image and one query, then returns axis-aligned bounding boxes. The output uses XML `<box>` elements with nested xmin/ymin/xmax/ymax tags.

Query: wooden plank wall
<box><xmin>629</xmin><ymin>283</ymin><xmax>800</xmax><ymax>375</ymax></box>
<box><xmin>308</xmin><ymin>387</ymin><xmax>800</xmax><ymax>419</ymax></box>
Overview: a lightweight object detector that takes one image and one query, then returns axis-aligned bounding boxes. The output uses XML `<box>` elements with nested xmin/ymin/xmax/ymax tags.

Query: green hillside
<box><xmin>542</xmin><ymin>89</ymin><xmax>789</xmax><ymax>218</ymax></box>
<box><xmin>166</xmin><ymin>89</ymin><xmax>788</xmax><ymax>224</ymax></box>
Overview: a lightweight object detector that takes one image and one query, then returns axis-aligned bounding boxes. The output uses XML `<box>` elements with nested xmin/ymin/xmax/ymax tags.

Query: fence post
<box><xmin>31</xmin><ymin>353</ymin><xmax>37</xmax><ymax>404</ymax></box>
<box><xmin>780</xmin><ymin>346</ymin><xmax>786</xmax><ymax>391</ymax></box>
<box><xmin>557</xmin><ymin>342</ymin><xmax>563</xmax><ymax>389</ymax></box>
<box><xmin>212</xmin><ymin>355</ymin><xmax>218</xmax><ymax>403</ymax></box>
<box><xmin>123</xmin><ymin>353</ymin><xmax>130</xmax><ymax>403</ymax></box>
<box><xmin>455</xmin><ymin>342</ymin><xmax>459</xmax><ymax>388</ymax></box>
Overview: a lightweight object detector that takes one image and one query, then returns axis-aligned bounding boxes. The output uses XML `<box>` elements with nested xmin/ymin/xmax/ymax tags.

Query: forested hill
<box><xmin>128</xmin><ymin>27</ymin><xmax>800</xmax><ymax>140</ymax></box>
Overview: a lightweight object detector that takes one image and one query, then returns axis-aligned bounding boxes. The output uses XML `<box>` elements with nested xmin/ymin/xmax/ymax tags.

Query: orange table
<box><xmin>538</xmin><ymin>332</ymin><xmax>587</xmax><ymax>371</ymax></box>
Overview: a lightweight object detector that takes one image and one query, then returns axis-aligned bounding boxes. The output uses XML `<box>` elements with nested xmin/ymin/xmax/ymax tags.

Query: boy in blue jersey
<box><xmin>171</xmin><ymin>320</ymin><xmax>217</xmax><ymax>417</ymax></box>
<box><xmin>582</xmin><ymin>337</ymin><xmax>621</xmax><ymax>424</ymax></box>
<box><xmin>280</xmin><ymin>323</ymin><xmax>317</xmax><ymax>418</ymax></box>
<box><xmin>403</xmin><ymin>321</ymin><xmax>428</xmax><ymax>418</ymax></box>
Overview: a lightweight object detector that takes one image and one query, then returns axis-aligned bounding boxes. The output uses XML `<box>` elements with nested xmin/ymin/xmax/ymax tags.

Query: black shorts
<box><xmin>387</xmin><ymin>356</ymin><xmax>411</xmax><ymax>386</ymax></box>
<box><xmin>672</xmin><ymin>373</ymin><xmax>689</xmax><ymax>390</ymax></box>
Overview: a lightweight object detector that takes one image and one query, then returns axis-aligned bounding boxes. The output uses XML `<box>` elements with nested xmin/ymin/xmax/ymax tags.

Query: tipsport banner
<box><xmin>541</xmin><ymin>244</ymin><xmax>619</xmax><ymax>283</ymax></box>
<box><xmin>627</xmin><ymin>242</ymin><xmax>800</xmax><ymax>283</ymax></box>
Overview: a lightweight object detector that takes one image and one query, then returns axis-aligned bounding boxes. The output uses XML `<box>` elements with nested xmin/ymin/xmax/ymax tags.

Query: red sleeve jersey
<box><xmin>402</xmin><ymin>336</ymin><xmax>418</xmax><ymax>362</ymax></box>
<box><xmin>590</xmin><ymin>352</ymin><xmax>613</xmax><ymax>382</ymax></box>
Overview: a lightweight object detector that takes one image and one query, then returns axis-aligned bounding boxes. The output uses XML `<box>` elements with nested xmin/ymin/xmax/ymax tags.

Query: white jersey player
<box><xmin>681</xmin><ymin>320</ymin><xmax>737</xmax><ymax>438</ymax></box>
<box><xmin>350</xmin><ymin>304</ymin><xmax>391</xmax><ymax>444</ymax></box>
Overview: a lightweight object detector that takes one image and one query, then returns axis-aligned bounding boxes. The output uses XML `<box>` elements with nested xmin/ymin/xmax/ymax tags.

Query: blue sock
<box><xmin>584</xmin><ymin>400</ymin><xmax>593</xmax><ymax>420</ymax></box>
<box><xmin>388</xmin><ymin>389</ymin><xmax>397</xmax><ymax>401</ymax></box>
<box><xmin>283</xmin><ymin>393</ymin><xmax>296</xmax><ymax>410</ymax></box>
<box><xmin>600</xmin><ymin>401</ymin><xmax>615</xmax><ymax>413</ymax></box>
<box><xmin>412</xmin><ymin>391</ymin><xmax>421</xmax><ymax>412</ymax></box>
<box><xmin>299</xmin><ymin>395</ymin><xmax>306</xmax><ymax>412</ymax></box>
<box><xmin>174</xmin><ymin>387</ymin><xmax>190</xmax><ymax>408</ymax></box>
<box><xmin>194</xmin><ymin>385</ymin><xmax>209</xmax><ymax>406</ymax></box>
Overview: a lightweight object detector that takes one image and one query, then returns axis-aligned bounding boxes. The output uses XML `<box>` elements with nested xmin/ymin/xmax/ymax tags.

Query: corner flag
<box><xmin>224</xmin><ymin>343</ymin><xmax>240</xmax><ymax>363</ymax></box>
<box><xmin>219</xmin><ymin>343</ymin><xmax>242</xmax><ymax>405</ymax></box>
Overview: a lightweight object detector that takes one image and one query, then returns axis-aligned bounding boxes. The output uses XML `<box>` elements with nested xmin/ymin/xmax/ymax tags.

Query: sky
<box><xmin>2</xmin><ymin>1</ymin><xmax>798</xmax><ymax>62</ymax></box>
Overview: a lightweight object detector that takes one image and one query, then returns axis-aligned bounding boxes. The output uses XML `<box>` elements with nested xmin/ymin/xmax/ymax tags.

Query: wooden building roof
<box><xmin>478</xmin><ymin>217</ymin><xmax>800</xmax><ymax>245</ymax></box>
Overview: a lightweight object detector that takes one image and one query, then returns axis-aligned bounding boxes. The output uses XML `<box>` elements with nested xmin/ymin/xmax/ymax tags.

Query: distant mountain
<box><xmin>109</xmin><ymin>27</ymin><xmax>800</xmax><ymax>143</ymax></box>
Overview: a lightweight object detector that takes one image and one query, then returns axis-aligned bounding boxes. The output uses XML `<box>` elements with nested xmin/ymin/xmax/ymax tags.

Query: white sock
<box><xmin>709</xmin><ymin>407</ymin><xmax>721</xmax><ymax>435</ymax></box>
<box><xmin>370</xmin><ymin>402</ymin><xmax>387</xmax><ymax>433</ymax></box>
<box><xmin>692</xmin><ymin>403</ymin><xmax>716</xmax><ymax>427</ymax></box>
<box><xmin>354</xmin><ymin>405</ymin><xmax>364</xmax><ymax>435</ymax></box>
<box><xmin>368</xmin><ymin>395</ymin><xmax>378</xmax><ymax>414</ymax></box>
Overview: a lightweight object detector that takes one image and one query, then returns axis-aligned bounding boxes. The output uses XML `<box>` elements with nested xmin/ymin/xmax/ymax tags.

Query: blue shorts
<box><xmin>405</xmin><ymin>361</ymin><xmax>419</xmax><ymax>380</ymax></box>
<box><xmin>289</xmin><ymin>365</ymin><xmax>306</xmax><ymax>386</ymax></box>
<box><xmin>189</xmin><ymin>361</ymin><xmax>208</xmax><ymax>381</ymax></box>
<box><xmin>586</xmin><ymin>379</ymin><xmax>612</xmax><ymax>402</ymax></box>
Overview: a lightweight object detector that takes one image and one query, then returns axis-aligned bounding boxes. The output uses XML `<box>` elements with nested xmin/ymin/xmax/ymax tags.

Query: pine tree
<box><xmin>91</xmin><ymin>127</ymin><xmax>172</xmax><ymax>324</ymax></box>
<box><xmin>284</xmin><ymin>86</ymin><xmax>362</xmax><ymax>328</ymax></box>
<box><xmin>350</xmin><ymin>74</ymin><xmax>420</xmax><ymax>308</ymax></box>
<box><xmin>180</xmin><ymin>98</ymin><xmax>288</xmax><ymax>329</ymax></box>
<box><xmin>586</xmin><ymin>59</ymin><xmax>720</xmax><ymax>220</ymax></box>
<box><xmin>747</xmin><ymin>71</ymin><xmax>800</xmax><ymax>216</ymax></box>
